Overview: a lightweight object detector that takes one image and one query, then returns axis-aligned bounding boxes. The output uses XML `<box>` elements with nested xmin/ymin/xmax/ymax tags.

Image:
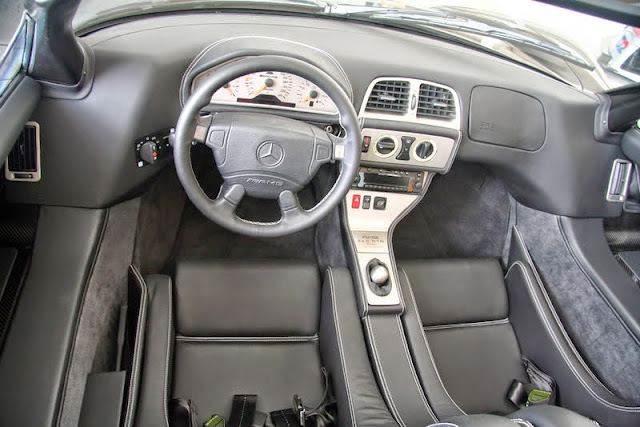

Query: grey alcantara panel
<box><xmin>515</xmin><ymin>202</ymin><xmax>640</xmax><ymax>404</ymax></box>
<box><xmin>59</xmin><ymin>198</ymin><xmax>141</xmax><ymax>427</ymax></box>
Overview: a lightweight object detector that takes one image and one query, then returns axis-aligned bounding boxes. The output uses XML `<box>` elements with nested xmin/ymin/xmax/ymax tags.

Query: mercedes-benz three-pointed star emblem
<box><xmin>257</xmin><ymin>141</ymin><xmax>285</xmax><ymax>167</ymax></box>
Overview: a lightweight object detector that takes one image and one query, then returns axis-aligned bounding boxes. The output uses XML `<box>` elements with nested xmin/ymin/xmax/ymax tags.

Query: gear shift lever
<box><xmin>370</xmin><ymin>264</ymin><xmax>389</xmax><ymax>285</ymax></box>
<box><xmin>367</xmin><ymin>259</ymin><xmax>391</xmax><ymax>296</ymax></box>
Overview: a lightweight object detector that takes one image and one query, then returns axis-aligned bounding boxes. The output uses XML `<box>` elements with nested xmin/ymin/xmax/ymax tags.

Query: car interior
<box><xmin>1</xmin><ymin>0</ymin><xmax>640</xmax><ymax>426</ymax></box>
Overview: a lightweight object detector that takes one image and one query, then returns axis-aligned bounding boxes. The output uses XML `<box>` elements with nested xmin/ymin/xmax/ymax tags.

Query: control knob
<box><xmin>140</xmin><ymin>141</ymin><xmax>159</xmax><ymax>165</ymax></box>
<box><xmin>374</xmin><ymin>136</ymin><xmax>398</xmax><ymax>157</ymax></box>
<box><xmin>414</xmin><ymin>140</ymin><xmax>435</xmax><ymax>161</ymax></box>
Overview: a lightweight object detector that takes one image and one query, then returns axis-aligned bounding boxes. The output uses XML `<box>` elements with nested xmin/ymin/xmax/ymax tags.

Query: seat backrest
<box><xmin>175</xmin><ymin>260</ymin><xmax>321</xmax><ymax>337</ymax></box>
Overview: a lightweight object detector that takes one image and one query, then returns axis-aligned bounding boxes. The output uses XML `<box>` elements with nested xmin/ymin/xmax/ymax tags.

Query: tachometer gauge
<box><xmin>229</xmin><ymin>72</ymin><xmax>295</xmax><ymax>106</ymax></box>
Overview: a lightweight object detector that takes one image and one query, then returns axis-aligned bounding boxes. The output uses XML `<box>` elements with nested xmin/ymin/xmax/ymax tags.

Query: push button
<box><xmin>396</xmin><ymin>136</ymin><xmax>415</xmax><ymax>161</ymax></box>
<box><xmin>352</xmin><ymin>194</ymin><xmax>361</xmax><ymax>209</ymax></box>
<box><xmin>373</xmin><ymin>197</ymin><xmax>387</xmax><ymax>210</ymax></box>
<box><xmin>362</xmin><ymin>195</ymin><xmax>371</xmax><ymax>209</ymax></box>
<box><xmin>362</xmin><ymin>136</ymin><xmax>371</xmax><ymax>153</ymax></box>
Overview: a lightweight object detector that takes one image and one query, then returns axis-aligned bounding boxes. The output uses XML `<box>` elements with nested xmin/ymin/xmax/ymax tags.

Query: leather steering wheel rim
<box><xmin>174</xmin><ymin>55</ymin><xmax>361</xmax><ymax>237</ymax></box>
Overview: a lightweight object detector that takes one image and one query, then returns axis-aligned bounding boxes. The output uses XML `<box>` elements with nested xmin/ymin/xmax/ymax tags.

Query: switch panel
<box><xmin>360</xmin><ymin>128</ymin><xmax>458</xmax><ymax>173</ymax></box>
<box><xmin>135</xmin><ymin>128</ymin><xmax>172</xmax><ymax>167</ymax></box>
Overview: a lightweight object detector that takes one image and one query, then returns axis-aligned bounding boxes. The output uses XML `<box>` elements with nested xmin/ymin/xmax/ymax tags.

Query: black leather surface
<box><xmin>398</xmin><ymin>269</ymin><xmax>466</xmax><ymax>420</ymax></box>
<box><xmin>400</xmin><ymin>259</ymin><xmax>507</xmax><ymax>326</ymax></box>
<box><xmin>175</xmin><ymin>260</ymin><xmax>320</xmax><ymax>337</ymax></box>
<box><xmin>0</xmin><ymin>206</ymin><xmax>106</xmax><ymax>426</ymax></box>
<box><xmin>426</xmin><ymin>323</ymin><xmax>528</xmax><ymax>415</ymax></box>
<box><xmin>445</xmin><ymin>414</ymin><xmax>522</xmax><ymax>427</ymax></box>
<box><xmin>365</xmin><ymin>314</ymin><xmax>438</xmax><ymax>426</ymax></box>
<box><xmin>507</xmin><ymin>227</ymin><xmax>640</xmax><ymax>426</ymax></box>
<box><xmin>509</xmin><ymin>405</ymin><xmax>596</xmax><ymax>427</ymax></box>
<box><xmin>319</xmin><ymin>267</ymin><xmax>398</xmax><ymax>427</ymax></box>
<box><xmin>135</xmin><ymin>275</ymin><xmax>174</xmax><ymax>427</ymax></box>
<box><xmin>173</xmin><ymin>339</ymin><xmax>324</xmax><ymax>423</ymax></box>
<box><xmin>398</xmin><ymin>259</ymin><xmax>528</xmax><ymax>416</ymax></box>
<box><xmin>0</xmin><ymin>246</ymin><xmax>17</xmax><ymax>297</ymax></box>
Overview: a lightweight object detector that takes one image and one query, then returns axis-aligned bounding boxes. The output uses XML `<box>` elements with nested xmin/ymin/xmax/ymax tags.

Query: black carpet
<box><xmin>393</xmin><ymin>162</ymin><xmax>511</xmax><ymax>260</ymax></box>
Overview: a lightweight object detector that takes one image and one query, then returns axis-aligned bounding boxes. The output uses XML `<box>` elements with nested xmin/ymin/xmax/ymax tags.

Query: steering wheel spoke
<box><xmin>278</xmin><ymin>190</ymin><xmax>308</xmax><ymax>223</ymax></box>
<box><xmin>212</xmin><ymin>183</ymin><xmax>246</xmax><ymax>214</ymax></box>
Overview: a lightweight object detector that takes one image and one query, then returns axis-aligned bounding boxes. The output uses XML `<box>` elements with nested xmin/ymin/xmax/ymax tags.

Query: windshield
<box><xmin>1</xmin><ymin>0</ymin><xmax>635</xmax><ymax>90</ymax></box>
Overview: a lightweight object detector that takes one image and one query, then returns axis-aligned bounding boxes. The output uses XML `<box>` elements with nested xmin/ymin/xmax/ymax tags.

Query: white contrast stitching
<box><xmin>175</xmin><ymin>335</ymin><xmax>319</xmax><ymax>343</ymax></box>
<box><xmin>123</xmin><ymin>266</ymin><xmax>149</xmax><ymax>427</ymax></box>
<box><xmin>328</xmin><ymin>268</ymin><xmax>358</xmax><ymax>427</ymax></box>
<box><xmin>395</xmin><ymin>315</ymin><xmax>438</xmax><ymax>423</ymax></box>
<box><xmin>505</xmin><ymin>254</ymin><xmax>640</xmax><ymax>412</ymax></box>
<box><xmin>400</xmin><ymin>268</ymin><xmax>467</xmax><ymax>416</ymax></box>
<box><xmin>364</xmin><ymin>316</ymin><xmax>407</xmax><ymax>427</ymax></box>
<box><xmin>163</xmin><ymin>278</ymin><xmax>174</xmax><ymax>427</ymax></box>
<box><xmin>423</xmin><ymin>318</ymin><xmax>510</xmax><ymax>331</ymax></box>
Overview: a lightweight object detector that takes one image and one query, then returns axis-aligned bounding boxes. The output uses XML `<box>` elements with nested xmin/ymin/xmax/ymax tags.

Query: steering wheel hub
<box><xmin>204</xmin><ymin>112</ymin><xmax>335</xmax><ymax>198</ymax></box>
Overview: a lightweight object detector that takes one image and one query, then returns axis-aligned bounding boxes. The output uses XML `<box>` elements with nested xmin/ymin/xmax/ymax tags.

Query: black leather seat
<box><xmin>131</xmin><ymin>260</ymin><xmax>396</xmax><ymax>427</ymax></box>
<box><xmin>398</xmin><ymin>259</ymin><xmax>595</xmax><ymax>427</ymax></box>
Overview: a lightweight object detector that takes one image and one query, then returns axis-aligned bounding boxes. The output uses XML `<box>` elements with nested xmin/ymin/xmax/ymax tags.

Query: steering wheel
<box><xmin>174</xmin><ymin>56</ymin><xmax>361</xmax><ymax>237</ymax></box>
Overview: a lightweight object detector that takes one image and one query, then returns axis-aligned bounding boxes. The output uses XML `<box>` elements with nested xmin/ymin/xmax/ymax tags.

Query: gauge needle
<box><xmin>301</xmin><ymin>95</ymin><xmax>312</xmax><ymax>103</ymax></box>
<box><xmin>253</xmin><ymin>78</ymin><xmax>275</xmax><ymax>96</ymax></box>
<box><xmin>226</xmin><ymin>86</ymin><xmax>234</xmax><ymax>96</ymax></box>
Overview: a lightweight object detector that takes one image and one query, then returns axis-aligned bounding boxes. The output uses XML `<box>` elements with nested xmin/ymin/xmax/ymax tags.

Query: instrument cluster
<box><xmin>191</xmin><ymin>69</ymin><xmax>338</xmax><ymax>114</ymax></box>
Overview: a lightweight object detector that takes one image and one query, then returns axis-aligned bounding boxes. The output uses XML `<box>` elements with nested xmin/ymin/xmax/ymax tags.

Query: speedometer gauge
<box><xmin>192</xmin><ymin>68</ymin><xmax>338</xmax><ymax>114</ymax></box>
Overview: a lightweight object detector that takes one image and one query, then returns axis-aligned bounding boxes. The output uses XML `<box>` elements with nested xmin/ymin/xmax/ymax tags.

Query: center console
<box><xmin>340</xmin><ymin>77</ymin><xmax>462</xmax><ymax>425</ymax></box>
<box><xmin>344</xmin><ymin>97</ymin><xmax>460</xmax><ymax>311</ymax></box>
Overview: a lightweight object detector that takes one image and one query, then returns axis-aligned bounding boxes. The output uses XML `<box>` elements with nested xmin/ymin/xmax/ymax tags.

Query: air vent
<box><xmin>365</xmin><ymin>80</ymin><xmax>410</xmax><ymax>114</ymax></box>
<box><xmin>417</xmin><ymin>84</ymin><xmax>456</xmax><ymax>119</ymax></box>
<box><xmin>5</xmin><ymin>122</ymin><xmax>40</xmax><ymax>182</ymax></box>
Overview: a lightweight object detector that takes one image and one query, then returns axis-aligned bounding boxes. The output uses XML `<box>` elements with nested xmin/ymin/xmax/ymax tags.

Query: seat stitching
<box><xmin>280</xmin><ymin>410</ymin><xmax>291</xmax><ymax>427</ymax></box>
<box><xmin>512</xmin><ymin>227</ymin><xmax>608</xmax><ymax>387</ymax></box>
<box><xmin>505</xmin><ymin>259</ymin><xmax>640</xmax><ymax>412</ymax></box>
<box><xmin>505</xmin><ymin>226</ymin><xmax>640</xmax><ymax>400</ymax></box>
<box><xmin>123</xmin><ymin>266</ymin><xmax>149</xmax><ymax>427</ymax></box>
<box><xmin>163</xmin><ymin>278</ymin><xmax>174</xmax><ymax>427</ymax></box>
<box><xmin>423</xmin><ymin>319</ymin><xmax>510</xmax><ymax>331</ymax></box>
<box><xmin>327</xmin><ymin>268</ymin><xmax>358</xmax><ymax>427</ymax></box>
<box><xmin>400</xmin><ymin>268</ymin><xmax>466</xmax><ymax>416</ymax></box>
<box><xmin>238</xmin><ymin>395</ymin><xmax>247</xmax><ymax>427</ymax></box>
<box><xmin>364</xmin><ymin>316</ymin><xmax>407</xmax><ymax>427</ymax></box>
<box><xmin>394</xmin><ymin>315</ymin><xmax>438</xmax><ymax>423</ymax></box>
<box><xmin>175</xmin><ymin>335</ymin><xmax>319</xmax><ymax>343</ymax></box>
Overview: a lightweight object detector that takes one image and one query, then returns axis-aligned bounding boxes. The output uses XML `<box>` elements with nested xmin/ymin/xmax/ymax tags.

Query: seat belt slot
<box><xmin>508</xmin><ymin>358</ymin><xmax>556</xmax><ymax>408</ymax></box>
<box><xmin>228</xmin><ymin>395</ymin><xmax>258</xmax><ymax>427</ymax></box>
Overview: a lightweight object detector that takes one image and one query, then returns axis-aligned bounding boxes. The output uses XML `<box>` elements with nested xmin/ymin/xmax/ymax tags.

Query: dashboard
<box><xmin>6</xmin><ymin>12</ymin><xmax>623</xmax><ymax>220</ymax></box>
<box><xmin>192</xmin><ymin>67</ymin><xmax>338</xmax><ymax>114</ymax></box>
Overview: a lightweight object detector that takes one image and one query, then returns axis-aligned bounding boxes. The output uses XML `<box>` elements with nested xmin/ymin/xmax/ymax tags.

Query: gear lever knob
<box><xmin>370</xmin><ymin>264</ymin><xmax>390</xmax><ymax>286</ymax></box>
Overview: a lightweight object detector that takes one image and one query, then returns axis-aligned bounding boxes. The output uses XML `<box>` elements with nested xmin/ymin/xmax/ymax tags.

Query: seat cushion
<box><xmin>400</xmin><ymin>258</ymin><xmax>507</xmax><ymax>326</ymax></box>
<box><xmin>400</xmin><ymin>258</ymin><xmax>528</xmax><ymax>416</ymax></box>
<box><xmin>175</xmin><ymin>260</ymin><xmax>320</xmax><ymax>337</ymax></box>
<box><xmin>426</xmin><ymin>322</ymin><xmax>528</xmax><ymax>415</ymax></box>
